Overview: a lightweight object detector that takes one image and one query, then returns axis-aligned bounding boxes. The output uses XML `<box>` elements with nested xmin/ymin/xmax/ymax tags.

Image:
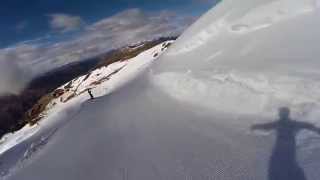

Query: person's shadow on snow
<box><xmin>251</xmin><ymin>107</ymin><xmax>320</xmax><ymax>180</ymax></box>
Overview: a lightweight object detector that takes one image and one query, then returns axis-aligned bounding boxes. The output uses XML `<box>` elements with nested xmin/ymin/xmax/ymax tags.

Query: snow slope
<box><xmin>154</xmin><ymin>0</ymin><xmax>320</xmax><ymax>135</ymax></box>
<box><xmin>0</xmin><ymin>41</ymin><xmax>172</xmax><ymax>159</ymax></box>
<box><xmin>3</xmin><ymin>0</ymin><xmax>320</xmax><ymax>180</ymax></box>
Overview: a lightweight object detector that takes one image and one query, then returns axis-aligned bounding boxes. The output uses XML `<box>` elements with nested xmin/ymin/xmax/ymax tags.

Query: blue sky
<box><xmin>1</xmin><ymin>0</ymin><xmax>218</xmax><ymax>47</ymax></box>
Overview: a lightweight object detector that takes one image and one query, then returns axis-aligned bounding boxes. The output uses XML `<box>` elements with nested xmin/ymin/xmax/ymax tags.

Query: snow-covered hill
<box><xmin>0</xmin><ymin>40</ymin><xmax>172</xmax><ymax>158</ymax></box>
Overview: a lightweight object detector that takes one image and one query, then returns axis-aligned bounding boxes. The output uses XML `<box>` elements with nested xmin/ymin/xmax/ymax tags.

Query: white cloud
<box><xmin>0</xmin><ymin>54</ymin><xmax>31</xmax><ymax>95</ymax></box>
<box><xmin>84</xmin><ymin>8</ymin><xmax>196</xmax><ymax>48</ymax></box>
<box><xmin>48</xmin><ymin>14</ymin><xmax>85</xmax><ymax>33</ymax></box>
<box><xmin>0</xmin><ymin>9</ymin><xmax>197</xmax><ymax>95</ymax></box>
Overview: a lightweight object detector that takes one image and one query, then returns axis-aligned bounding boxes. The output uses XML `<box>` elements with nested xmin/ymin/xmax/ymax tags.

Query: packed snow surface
<box><xmin>2</xmin><ymin>0</ymin><xmax>320</xmax><ymax>180</ymax></box>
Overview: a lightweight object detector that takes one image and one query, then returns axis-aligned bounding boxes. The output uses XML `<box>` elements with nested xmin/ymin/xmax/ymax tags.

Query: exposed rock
<box><xmin>53</xmin><ymin>89</ymin><xmax>65</xmax><ymax>98</ymax></box>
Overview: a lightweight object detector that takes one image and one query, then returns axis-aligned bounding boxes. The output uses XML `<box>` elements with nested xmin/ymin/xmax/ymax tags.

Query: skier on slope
<box><xmin>87</xmin><ymin>89</ymin><xmax>94</xmax><ymax>99</ymax></box>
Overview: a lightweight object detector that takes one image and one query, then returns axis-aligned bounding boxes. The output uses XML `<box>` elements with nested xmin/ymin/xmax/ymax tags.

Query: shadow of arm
<box><xmin>251</xmin><ymin>122</ymin><xmax>277</xmax><ymax>131</ymax></box>
<box><xmin>298</xmin><ymin>122</ymin><xmax>320</xmax><ymax>135</ymax></box>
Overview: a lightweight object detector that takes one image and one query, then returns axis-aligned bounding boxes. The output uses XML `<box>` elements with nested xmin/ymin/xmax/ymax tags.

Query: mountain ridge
<box><xmin>0</xmin><ymin>37</ymin><xmax>175</xmax><ymax>140</ymax></box>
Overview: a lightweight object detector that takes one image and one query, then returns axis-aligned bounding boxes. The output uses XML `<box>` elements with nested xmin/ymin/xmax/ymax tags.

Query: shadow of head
<box><xmin>279</xmin><ymin>107</ymin><xmax>290</xmax><ymax>121</ymax></box>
